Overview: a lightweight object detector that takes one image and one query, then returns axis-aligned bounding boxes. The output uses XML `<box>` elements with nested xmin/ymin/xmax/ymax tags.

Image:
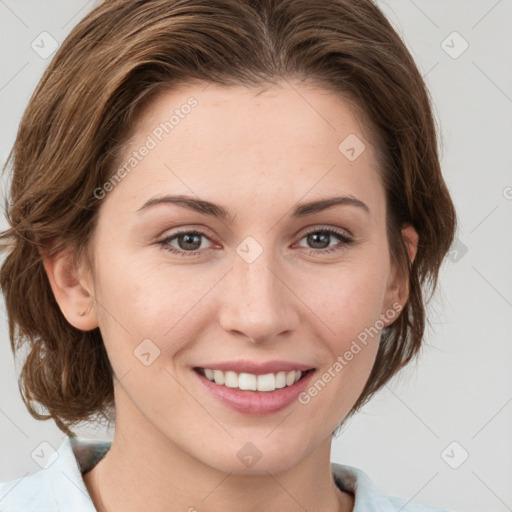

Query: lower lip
<box><xmin>194</xmin><ymin>369</ymin><xmax>315</xmax><ymax>415</ymax></box>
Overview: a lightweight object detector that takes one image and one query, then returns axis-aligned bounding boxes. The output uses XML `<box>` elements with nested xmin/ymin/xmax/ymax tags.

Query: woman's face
<box><xmin>79</xmin><ymin>81</ymin><xmax>413</xmax><ymax>473</ymax></box>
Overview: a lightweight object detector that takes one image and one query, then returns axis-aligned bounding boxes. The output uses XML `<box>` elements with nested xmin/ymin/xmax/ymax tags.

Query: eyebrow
<box><xmin>136</xmin><ymin>194</ymin><xmax>370</xmax><ymax>220</ymax></box>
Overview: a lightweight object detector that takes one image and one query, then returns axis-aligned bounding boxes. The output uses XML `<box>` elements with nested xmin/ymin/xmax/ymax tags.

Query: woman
<box><xmin>0</xmin><ymin>0</ymin><xmax>456</xmax><ymax>510</ymax></box>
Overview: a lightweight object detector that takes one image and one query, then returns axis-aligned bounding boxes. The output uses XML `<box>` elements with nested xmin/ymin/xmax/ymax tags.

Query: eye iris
<box><xmin>307</xmin><ymin>232</ymin><xmax>330</xmax><ymax>249</ymax></box>
<box><xmin>178</xmin><ymin>233</ymin><xmax>201</xmax><ymax>251</ymax></box>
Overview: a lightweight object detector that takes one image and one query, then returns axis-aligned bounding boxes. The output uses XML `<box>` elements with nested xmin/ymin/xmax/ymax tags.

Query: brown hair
<box><xmin>0</xmin><ymin>0</ymin><xmax>456</xmax><ymax>436</ymax></box>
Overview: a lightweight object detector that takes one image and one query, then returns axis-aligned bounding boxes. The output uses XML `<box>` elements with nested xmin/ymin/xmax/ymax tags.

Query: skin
<box><xmin>43</xmin><ymin>80</ymin><xmax>418</xmax><ymax>512</ymax></box>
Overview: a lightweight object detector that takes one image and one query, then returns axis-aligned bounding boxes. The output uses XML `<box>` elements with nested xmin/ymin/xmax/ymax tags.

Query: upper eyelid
<box><xmin>160</xmin><ymin>225</ymin><xmax>351</xmax><ymax>238</ymax></box>
<box><xmin>159</xmin><ymin>225</ymin><xmax>216</xmax><ymax>240</ymax></box>
<box><xmin>301</xmin><ymin>225</ymin><xmax>352</xmax><ymax>237</ymax></box>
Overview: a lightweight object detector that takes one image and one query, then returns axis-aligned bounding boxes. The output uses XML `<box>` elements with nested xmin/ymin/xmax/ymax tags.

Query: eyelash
<box><xmin>157</xmin><ymin>227</ymin><xmax>354</xmax><ymax>258</ymax></box>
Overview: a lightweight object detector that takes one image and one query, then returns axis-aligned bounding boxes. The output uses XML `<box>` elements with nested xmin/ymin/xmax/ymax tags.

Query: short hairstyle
<box><xmin>0</xmin><ymin>0</ymin><xmax>456</xmax><ymax>436</ymax></box>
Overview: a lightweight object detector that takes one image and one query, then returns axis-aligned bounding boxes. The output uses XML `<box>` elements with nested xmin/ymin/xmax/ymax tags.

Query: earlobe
<box><xmin>39</xmin><ymin>247</ymin><xmax>98</xmax><ymax>331</ymax></box>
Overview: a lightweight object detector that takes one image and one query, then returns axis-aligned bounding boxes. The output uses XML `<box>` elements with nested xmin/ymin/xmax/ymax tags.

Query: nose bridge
<box><xmin>219</xmin><ymin>241</ymin><xmax>297</xmax><ymax>342</ymax></box>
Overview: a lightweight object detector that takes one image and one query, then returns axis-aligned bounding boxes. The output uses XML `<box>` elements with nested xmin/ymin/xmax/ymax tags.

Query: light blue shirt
<box><xmin>0</xmin><ymin>436</ymin><xmax>450</xmax><ymax>511</ymax></box>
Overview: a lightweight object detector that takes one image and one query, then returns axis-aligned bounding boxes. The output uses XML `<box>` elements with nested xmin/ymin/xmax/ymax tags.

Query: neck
<box><xmin>83</xmin><ymin>397</ymin><xmax>353</xmax><ymax>512</ymax></box>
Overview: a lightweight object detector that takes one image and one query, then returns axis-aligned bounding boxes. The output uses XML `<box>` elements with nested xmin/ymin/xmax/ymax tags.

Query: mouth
<box><xmin>193</xmin><ymin>367</ymin><xmax>315</xmax><ymax>392</ymax></box>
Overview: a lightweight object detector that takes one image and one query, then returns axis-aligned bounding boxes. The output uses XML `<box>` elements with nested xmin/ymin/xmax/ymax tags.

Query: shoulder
<box><xmin>331</xmin><ymin>462</ymin><xmax>452</xmax><ymax>512</ymax></box>
<box><xmin>0</xmin><ymin>437</ymin><xmax>111</xmax><ymax>512</ymax></box>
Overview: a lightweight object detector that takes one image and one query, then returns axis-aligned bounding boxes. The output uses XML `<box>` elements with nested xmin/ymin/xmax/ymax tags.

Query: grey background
<box><xmin>0</xmin><ymin>1</ymin><xmax>511</xmax><ymax>511</ymax></box>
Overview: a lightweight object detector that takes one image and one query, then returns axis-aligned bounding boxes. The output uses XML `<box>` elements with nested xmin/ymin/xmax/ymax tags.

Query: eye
<box><xmin>296</xmin><ymin>227</ymin><xmax>354</xmax><ymax>255</ymax></box>
<box><xmin>157</xmin><ymin>226</ymin><xmax>354</xmax><ymax>258</ymax></box>
<box><xmin>158</xmin><ymin>229</ymin><xmax>214</xmax><ymax>257</ymax></box>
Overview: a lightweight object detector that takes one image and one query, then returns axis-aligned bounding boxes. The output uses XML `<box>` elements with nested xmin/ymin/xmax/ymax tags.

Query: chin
<box><xmin>185</xmin><ymin>430</ymin><xmax>317</xmax><ymax>475</ymax></box>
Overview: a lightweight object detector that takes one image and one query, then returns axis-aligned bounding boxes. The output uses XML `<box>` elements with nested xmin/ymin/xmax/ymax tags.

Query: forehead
<box><xmin>103</xmin><ymin>81</ymin><xmax>385</xmax><ymax>220</ymax></box>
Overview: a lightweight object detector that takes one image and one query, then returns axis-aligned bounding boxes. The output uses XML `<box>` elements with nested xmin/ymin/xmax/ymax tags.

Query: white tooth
<box><xmin>285</xmin><ymin>371</ymin><xmax>296</xmax><ymax>386</ymax></box>
<box><xmin>208</xmin><ymin>368</ymin><xmax>305</xmax><ymax>390</ymax></box>
<box><xmin>275</xmin><ymin>371</ymin><xmax>287</xmax><ymax>388</ymax></box>
<box><xmin>213</xmin><ymin>370</ymin><xmax>225</xmax><ymax>385</ymax></box>
<box><xmin>238</xmin><ymin>372</ymin><xmax>257</xmax><ymax>390</ymax></box>
<box><xmin>224</xmin><ymin>371</ymin><xmax>239</xmax><ymax>388</ymax></box>
<box><xmin>257</xmin><ymin>373</ymin><xmax>276</xmax><ymax>392</ymax></box>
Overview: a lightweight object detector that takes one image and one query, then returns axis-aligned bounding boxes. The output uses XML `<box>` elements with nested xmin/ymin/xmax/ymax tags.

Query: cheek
<box><xmin>306</xmin><ymin>261</ymin><xmax>389</xmax><ymax>342</ymax></box>
<box><xmin>296</xmin><ymin>271</ymin><xmax>387</xmax><ymax>421</ymax></box>
<box><xmin>93</xmin><ymin>255</ymin><xmax>220</xmax><ymax>360</ymax></box>
<box><xmin>296</xmin><ymin>260</ymin><xmax>389</xmax><ymax>407</ymax></box>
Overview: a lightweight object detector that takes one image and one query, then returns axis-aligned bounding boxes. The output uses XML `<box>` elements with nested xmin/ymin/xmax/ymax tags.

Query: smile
<box><xmin>193</xmin><ymin>366</ymin><xmax>316</xmax><ymax>415</ymax></box>
<box><xmin>195</xmin><ymin>367</ymin><xmax>311</xmax><ymax>392</ymax></box>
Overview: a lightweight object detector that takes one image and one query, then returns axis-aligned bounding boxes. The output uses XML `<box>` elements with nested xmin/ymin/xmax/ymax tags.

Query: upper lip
<box><xmin>194</xmin><ymin>360</ymin><xmax>315</xmax><ymax>375</ymax></box>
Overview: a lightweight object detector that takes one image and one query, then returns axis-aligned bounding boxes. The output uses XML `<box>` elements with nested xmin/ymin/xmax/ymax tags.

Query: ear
<box><xmin>39</xmin><ymin>246</ymin><xmax>99</xmax><ymax>331</ymax></box>
<box><xmin>381</xmin><ymin>223</ymin><xmax>419</xmax><ymax>325</ymax></box>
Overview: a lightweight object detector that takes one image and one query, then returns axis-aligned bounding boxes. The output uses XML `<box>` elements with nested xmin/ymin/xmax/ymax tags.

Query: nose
<box><xmin>217</xmin><ymin>248</ymin><xmax>299</xmax><ymax>344</ymax></box>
